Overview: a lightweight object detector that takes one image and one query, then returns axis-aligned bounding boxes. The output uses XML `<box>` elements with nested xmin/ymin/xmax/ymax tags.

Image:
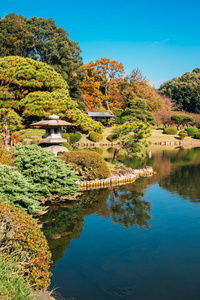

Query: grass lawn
<box><xmin>149</xmin><ymin>128</ymin><xmax>200</xmax><ymax>145</ymax></box>
<box><xmin>78</xmin><ymin>127</ymin><xmax>200</xmax><ymax>146</ymax></box>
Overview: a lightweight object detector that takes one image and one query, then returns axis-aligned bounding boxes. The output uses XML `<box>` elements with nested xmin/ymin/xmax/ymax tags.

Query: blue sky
<box><xmin>1</xmin><ymin>0</ymin><xmax>200</xmax><ymax>87</ymax></box>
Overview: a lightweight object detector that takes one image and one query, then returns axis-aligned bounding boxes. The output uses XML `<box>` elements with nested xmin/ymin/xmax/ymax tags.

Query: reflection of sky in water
<box><xmin>41</xmin><ymin>148</ymin><xmax>200</xmax><ymax>300</ymax></box>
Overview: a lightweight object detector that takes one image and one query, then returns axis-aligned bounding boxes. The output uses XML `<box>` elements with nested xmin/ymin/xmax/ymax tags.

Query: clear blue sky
<box><xmin>1</xmin><ymin>0</ymin><xmax>200</xmax><ymax>87</ymax></box>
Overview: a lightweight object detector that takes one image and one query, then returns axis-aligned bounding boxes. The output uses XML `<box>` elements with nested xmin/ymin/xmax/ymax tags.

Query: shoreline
<box><xmin>77</xmin><ymin>166</ymin><xmax>155</xmax><ymax>190</ymax></box>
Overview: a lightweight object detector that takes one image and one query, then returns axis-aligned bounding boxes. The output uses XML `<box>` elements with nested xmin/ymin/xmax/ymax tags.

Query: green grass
<box><xmin>0</xmin><ymin>253</ymin><xmax>37</xmax><ymax>300</ymax></box>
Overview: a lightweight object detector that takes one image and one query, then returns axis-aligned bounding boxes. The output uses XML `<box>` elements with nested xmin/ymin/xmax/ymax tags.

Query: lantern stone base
<box><xmin>40</xmin><ymin>145</ymin><xmax>69</xmax><ymax>156</ymax></box>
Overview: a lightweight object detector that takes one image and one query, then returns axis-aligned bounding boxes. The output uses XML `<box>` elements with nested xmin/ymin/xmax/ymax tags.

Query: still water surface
<box><xmin>40</xmin><ymin>147</ymin><xmax>200</xmax><ymax>300</ymax></box>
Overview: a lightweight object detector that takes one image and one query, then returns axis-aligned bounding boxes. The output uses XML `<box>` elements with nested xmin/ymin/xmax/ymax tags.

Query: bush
<box><xmin>17</xmin><ymin>129</ymin><xmax>46</xmax><ymax>138</ymax></box>
<box><xmin>60</xmin><ymin>142</ymin><xmax>73</xmax><ymax>151</ymax></box>
<box><xmin>88</xmin><ymin>131</ymin><xmax>103</xmax><ymax>142</ymax></box>
<box><xmin>79</xmin><ymin>147</ymin><xmax>103</xmax><ymax>155</ymax></box>
<box><xmin>69</xmin><ymin>132</ymin><xmax>82</xmax><ymax>144</ymax></box>
<box><xmin>62</xmin><ymin>150</ymin><xmax>110</xmax><ymax>180</ymax></box>
<box><xmin>62</xmin><ymin>132</ymin><xmax>70</xmax><ymax>142</ymax></box>
<box><xmin>0</xmin><ymin>201</ymin><xmax>51</xmax><ymax>290</ymax></box>
<box><xmin>194</xmin><ymin>133</ymin><xmax>200</xmax><ymax>139</ymax></box>
<box><xmin>163</xmin><ymin>127</ymin><xmax>178</xmax><ymax>135</ymax></box>
<box><xmin>107</xmin><ymin>134</ymin><xmax>118</xmax><ymax>142</ymax></box>
<box><xmin>0</xmin><ymin>144</ymin><xmax>14</xmax><ymax>166</ymax></box>
<box><xmin>0</xmin><ymin>163</ymin><xmax>42</xmax><ymax>214</ymax></box>
<box><xmin>179</xmin><ymin>131</ymin><xmax>188</xmax><ymax>140</ymax></box>
<box><xmin>185</xmin><ymin>126</ymin><xmax>199</xmax><ymax>136</ymax></box>
<box><xmin>14</xmin><ymin>145</ymin><xmax>80</xmax><ymax>199</ymax></box>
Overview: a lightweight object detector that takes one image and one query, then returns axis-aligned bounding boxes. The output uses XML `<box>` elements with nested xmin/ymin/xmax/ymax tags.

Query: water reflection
<box><xmin>40</xmin><ymin>146</ymin><xmax>200</xmax><ymax>299</ymax></box>
<box><xmin>40</xmin><ymin>147</ymin><xmax>200</xmax><ymax>266</ymax></box>
<box><xmin>160</xmin><ymin>164</ymin><xmax>200</xmax><ymax>202</ymax></box>
<box><xmin>40</xmin><ymin>184</ymin><xmax>152</xmax><ymax>265</ymax></box>
<box><xmin>108</xmin><ymin>187</ymin><xmax>151</xmax><ymax>229</ymax></box>
<box><xmin>40</xmin><ymin>202</ymin><xmax>84</xmax><ymax>264</ymax></box>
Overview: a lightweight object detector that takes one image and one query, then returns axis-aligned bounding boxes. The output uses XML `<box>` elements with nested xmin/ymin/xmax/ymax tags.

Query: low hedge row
<box><xmin>62</xmin><ymin>150</ymin><xmax>110</xmax><ymax>180</ymax></box>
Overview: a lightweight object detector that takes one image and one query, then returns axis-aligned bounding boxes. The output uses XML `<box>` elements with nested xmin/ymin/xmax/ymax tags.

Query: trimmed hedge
<box><xmin>60</xmin><ymin>142</ymin><xmax>73</xmax><ymax>151</ymax></box>
<box><xmin>88</xmin><ymin>131</ymin><xmax>103</xmax><ymax>142</ymax></box>
<box><xmin>107</xmin><ymin>134</ymin><xmax>118</xmax><ymax>142</ymax></box>
<box><xmin>62</xmin><ymin>132</ymin><xmax>82</xmax><ymax>144</ymax></box>
<box><xmin>178</xmin><ymin>131</ymin><xmax>188</xmax><ymax>140</ymax></box>
<box><xmin>62</xmin><ymin>133</ymin><xmax>70</xmax><ymax>143</ymax></box>
<box><xmin>69</xmin><ymin>132</ymin><xmax>82</xmax><ymax>144</ymax></box>
<box><xmin>62</xmin><ymin>150</ymin><xmax>110</xmax><ymax>180</ymax></box>
<box><xmin>163</xmin><ymin>127</ymin><xmax>178</xmax><ymax>135</ymax></box>
<box><xmin>0</xmin><ymin>201</ymin><xmax>52</xmax><ymax>290</ymax></box>
<box><xmin>185</xmin><ymin>126</ymin><xmax>199</xmax><ymax>136</ymax></box>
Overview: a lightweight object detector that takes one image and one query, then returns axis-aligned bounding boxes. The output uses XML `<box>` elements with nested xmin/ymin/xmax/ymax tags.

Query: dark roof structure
<box><xmin>87</xmin><ymin>112</ymin><xmax>115</xmax><ymax>118</ymax></box>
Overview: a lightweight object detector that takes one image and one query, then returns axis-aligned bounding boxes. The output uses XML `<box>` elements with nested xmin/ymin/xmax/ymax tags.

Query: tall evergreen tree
<box><xmin>0</xmin><ymin>13</ymin><xmax>86</xmax><ymax>108</ymax></box>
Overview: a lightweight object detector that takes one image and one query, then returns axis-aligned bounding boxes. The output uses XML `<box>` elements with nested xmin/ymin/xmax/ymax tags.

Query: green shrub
<box><xmin>179</xmin><ymin>130</ymin><xmax>188</xmax><ymax>134</ymax></box>
<box><xmin>107</xmin><ymin>134</ymin><xmax>118</xmax><ymax>142</ymax></box>
<box><xmin>62</xmin><ymin>132</ymin><xmax>70</xmax><ymax>142</ymax></box>
<box><xmin>62</xmin><ymin>150</ymin><xmax>110</xmax><ymax>180</ymax></box>
<box><xmin>88</xmin><ymin>131</ymin><xmax>103</xmax><ymax>142</ymax></box>
<box><xmin>194</xmin><ymin>133</ymin><xmax>200</xmax><ymax>139</ymax></box>
<box><xmin>0</xmin><ymin>163</ymin><xmax>42</xmax><ymax>214</ymax></box>
<box><xmin>0</xmin><ymin>201</ymin><xmax>51</xmax><ymax>290</ymax></box>
<box><xmin>60</xmin><ymin>142</ymin><xmax>73</xmax><ymax>151</ymax></box>
<box><xmin>178</xmin><ymin>131</ymin><xmax>188</xmax><ymax>140</ymax></box>
<box><xmin>163</xmin><ymin>127</ymin><xmax>178</xmax><ymax>135</ymax></box>
<box><xmin>80</xmin><ymin>147</ymin><xmax>103</xmax><ymax>155</ymax></box>
<box><xmin>185</xmin><ymin>126</ymin><xmax>199</xmax><ymax>136</ymax></box>
<box><xmin>0</xmin><ymin>253</ymin><xmax>37</xmax><ymax>300</ymax></box>
<box><xmin>14</xmin><ymin>145</ymin><xmax>80</xmax><ymax>199</ymax></box>
<box><xmin>69</xmin><ymin>132</ymin><xmax>82</xmax><ymax>144</ymax></box>
<box><xmin>17</xmin><ymin>129</ymin><xmax>46</xmax><ymax>138</ymax></box>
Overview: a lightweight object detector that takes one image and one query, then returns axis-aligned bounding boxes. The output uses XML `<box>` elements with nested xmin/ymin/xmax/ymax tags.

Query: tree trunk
<box><xmin>4</xmin><ymin>128</ymin><xmax>10</xmax><ymax>148</ymax></box>
<box><xmin>113</xmin><ymin>144</ymin><xmax>124</xmax><ymax>161</ymax></box>
<box><xmin>105</xmin><ymin>100</ymin><xmax>110</xmax><ymax>111</ymax></box>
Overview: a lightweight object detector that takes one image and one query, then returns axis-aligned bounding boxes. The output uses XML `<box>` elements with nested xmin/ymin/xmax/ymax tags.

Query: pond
<box><xmin>40</xmin><ymin>147</ymin><xmax>200</xmax><ymax>300</ymax></box>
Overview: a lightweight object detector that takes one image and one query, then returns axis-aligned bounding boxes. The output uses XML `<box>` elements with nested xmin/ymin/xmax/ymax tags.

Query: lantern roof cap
<box><xmin>31</xmin><ymin>115</ymin><xmax>75</xmax><ymax>127</ymax></box>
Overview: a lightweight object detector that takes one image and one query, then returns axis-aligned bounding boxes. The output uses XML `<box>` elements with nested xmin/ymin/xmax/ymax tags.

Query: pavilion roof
<box><xmin>87</xmin><ymin>112</ymin><xmax>115</xmax><ymax>118</ymax></box>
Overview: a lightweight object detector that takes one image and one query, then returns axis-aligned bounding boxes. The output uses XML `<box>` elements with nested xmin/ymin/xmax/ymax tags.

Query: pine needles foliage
<box><xmin>0</xmin><ymin>163</ymin><xmax>43</xmax><ymax>214</ymax></box>
<box><xmin>14</xmin><ymin>145</ymin><xmax>80</xmax><ymax>199</ymax></box>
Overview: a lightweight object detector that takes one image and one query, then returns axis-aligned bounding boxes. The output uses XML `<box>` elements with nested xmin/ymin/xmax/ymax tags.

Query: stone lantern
<box><xmin>31</xmin><ymin>114</ymin><xmax>75</xmax><ymax>155</ymax></box>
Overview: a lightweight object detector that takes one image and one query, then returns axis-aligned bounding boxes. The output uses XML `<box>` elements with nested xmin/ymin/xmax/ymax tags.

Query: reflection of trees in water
<box><xmin>40</xmin><ymin>185</ymin><xmax>152</xmax><ymax>265</ymax></box>
<box><xmin>108</xmin><ymin>186</ymin><xmax>151</xmax><ymax>229</ymax></box>
<box><xmin>156</xmin><ymin>147</ymin><xmax>200</xmax><ymax>203</ymax></box>
<box><xmin>40</xmin><ymin>147</ymin><xmax>200</xmax><ymax>266</ymax></box>
<box><xmin>39</xmin><ymin>202</ymin><xmax>84</xmax><ymax>265</ymax></box>
<box><xmin>159</xmin><ymin>164</ymin><xmax>200</xmax><ymax>202</ymax></box>
<box><xmin>78</xmin><ymin>186</ymin><xmax>152</xmax><ymax>229</ymax></box>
